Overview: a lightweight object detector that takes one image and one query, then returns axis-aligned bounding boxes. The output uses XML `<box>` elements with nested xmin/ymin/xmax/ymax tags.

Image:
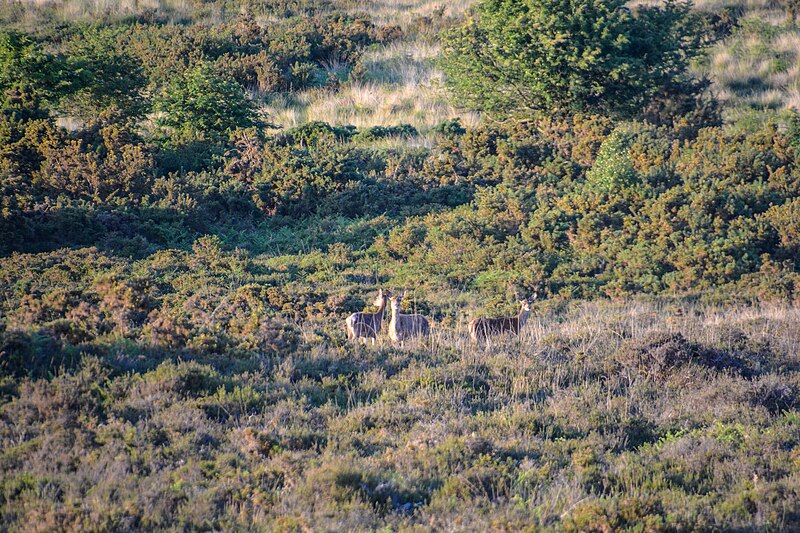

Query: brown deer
<box><xmin>345</xmin><ymin>288</ymin><xmax>390</xmax><ymax>344</ymax></box>
<box><xmin>469</xmin><ymin>293</ymin><xmax>537</xmax><ymax>344</ymax></box>
<box><xmin>388</xmin><ymin>290</ymin><xmax>429</xmax><ymax>346</ymax></box>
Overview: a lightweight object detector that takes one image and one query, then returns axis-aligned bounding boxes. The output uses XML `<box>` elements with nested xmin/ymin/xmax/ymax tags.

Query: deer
<box><xmin>469</xmin><ymin>293</ymin><xmax>537</xmax><ymax>344</ymax></box>
<box><xmin>345</xmin><ymin>288</ymin><xmax>390</xmax><ymax>344</ymax></box>
<box><xmin>388</xmin><ymin>290</ymin><xmax>429</xmax><ymax>346</ymax></box>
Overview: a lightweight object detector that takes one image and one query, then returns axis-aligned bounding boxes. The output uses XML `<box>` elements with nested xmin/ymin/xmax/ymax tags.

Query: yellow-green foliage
<box><xmin>2</xmin><ymin>0</ymin><xmax>800</xmax><ymax>530</ymax></box>
<box><xmin>586</xmin><ymin>128</ymin><xmax>637</xmax><ymax>193</ymax></box>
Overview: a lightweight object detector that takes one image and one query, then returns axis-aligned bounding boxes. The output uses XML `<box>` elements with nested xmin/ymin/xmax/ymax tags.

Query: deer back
<box><xmin>346</xmin><ymin>309</ymin><xmax>384</xmax><ymax>339</ymax></box>
<box><xmin>389</xmin><ymin>312</ymin><xmax>429</xmax><ymax>342</ymax></box>
<box><xmin>469</xmin><ymin>316</ymin><xmax>518</xmax><ymax>341</ymax></box>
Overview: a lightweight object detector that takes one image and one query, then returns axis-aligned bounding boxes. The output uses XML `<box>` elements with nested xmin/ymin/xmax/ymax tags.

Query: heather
<box><xmin>1</xmin><ymin>0</ymin><xmax>799</xmax><ymax>530</ymax></box>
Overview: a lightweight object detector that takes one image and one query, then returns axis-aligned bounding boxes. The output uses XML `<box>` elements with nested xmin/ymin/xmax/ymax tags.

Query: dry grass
<box><xmin>263</xmin><ymin>39</ymin><xmax>481</xmax><ymax>132</ymax></box>
<box><xmin>263</xmin><ymin>81</ymin><xmax>480</xmax><ymax>132</ymax></box>
<box><xmin>633</xmin><ymin>1</ymin><xmax>797</xmax><ymax>113</ymax></box>
<box><xmin>337</xmin><ymin>0</ymin><xmax>475</xmax><ymax>29</ymax></box>
<box><xmin>353</xmin><ymin>294</ymin><xmax>800</xmax><ymax>378</ymax></box>
<box><xmin>424</xmin><ymin>299</ymin><xmax>800</xmax><ymax>367</ymax></box>
<box><xmin>688</xmin><ymin>1</ymin><xmax>800</xmax><ymax>113</ymax></box>
<box><xmin>258</xmin><ymin>0</ymin><xmax>482</xmax><ymax>132</ymax></box>
<box><xmin>7</xmin><ymin>0</ymin><xmax>201</xmax><ymax>21</ymax></box>
<box><xmin>698</xmin><ymin>25</ymin><xmax>800</xmax><ymax>111</ymax></box>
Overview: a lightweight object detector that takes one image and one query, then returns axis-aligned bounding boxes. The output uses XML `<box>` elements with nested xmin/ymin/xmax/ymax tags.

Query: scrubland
<box><xmin>1</xmin><ymin>0</ymin><xmax>799</xmax><ymax>530</ymax></box>
<box><xmin>3</xmin><ymin>271</ymin><xmax>800</xmax><ymax>530</ymax></box>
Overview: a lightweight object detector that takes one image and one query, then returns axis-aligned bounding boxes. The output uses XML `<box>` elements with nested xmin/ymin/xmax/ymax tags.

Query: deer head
<box><xmin>374</xmin><ymin>288</ymin><xmax>390</xmax><ymax>308</ymax></box>
<box><xmin>389</xmin><ymin>290</ymin><xmax>407</xmax><ymax>309</ymax></box>
<box><xmin>520</xmin><ymin>291</ymin><xmax>540</xmax><ymax>312</ymax></box>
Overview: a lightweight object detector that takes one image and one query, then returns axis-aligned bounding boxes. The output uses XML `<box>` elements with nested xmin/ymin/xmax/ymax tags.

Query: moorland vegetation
<box><xmin>0</xmin><ymin>0</ymin><xmax>799</xmax><ymax>530</ymax></box>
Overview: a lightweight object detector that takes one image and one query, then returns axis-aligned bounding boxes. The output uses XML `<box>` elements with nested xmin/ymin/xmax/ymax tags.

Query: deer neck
<box><xmin>389</xmin><ymin>302</ymin><xmax>400</xmax><ymax>323</ymax></box>
<box><xmin>376</xmin><ymin>299</ymin><xmax>387</xmax><ymax>322</ymax></box>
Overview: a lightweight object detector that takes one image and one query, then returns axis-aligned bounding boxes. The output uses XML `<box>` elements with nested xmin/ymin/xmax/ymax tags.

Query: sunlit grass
<box><xmin>690</xmin><ymin>3</ymin><xmax>800</xmax><ymax>114</ymax></box>
<box><xmin>262</xmin><ymin>36</ymin><xmax>481</xmax><ymax>132</ymax></box>
<box><xmin>337</xmin><ymin>0</ymin><xmax>475</xmax><ymax>30</ymax></box>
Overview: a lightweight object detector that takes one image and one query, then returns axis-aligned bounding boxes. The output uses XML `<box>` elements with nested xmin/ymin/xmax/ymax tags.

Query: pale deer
<box><xmin>345</xmin><ymin>288</ymin><xmax>390</xmax><ymax>344</ymax></box>
<box><xmin>388</xmin><ymin>291</ymin><xmax>429</xmax><ymax>345</ymax></box>
<box><xmin>469</xmin><ymin>293</ymin><xmax>537</xmax><ymax>344</ymax></box>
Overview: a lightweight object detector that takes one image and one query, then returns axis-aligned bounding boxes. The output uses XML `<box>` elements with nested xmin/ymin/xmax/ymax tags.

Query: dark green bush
<box><xmin>441</xmin><ymin>0</ymin><xmax>707</xmax><ymax>119</ymax></box>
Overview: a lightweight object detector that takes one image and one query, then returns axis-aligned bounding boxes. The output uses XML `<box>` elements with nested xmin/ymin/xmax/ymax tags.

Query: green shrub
<box><xmin>154</xmin><ymin>64</ymin><xmax>263</xmax><ymax>141</ymax></box>
<box><xmin>586</xmin><ymin>128</ymin><xmax>638</xmax><ymax>193</ymax></box>
<box><xmin>441</xmin><ymin>0</ymin><xmax>706</xmax><ymax>119</ymax></box>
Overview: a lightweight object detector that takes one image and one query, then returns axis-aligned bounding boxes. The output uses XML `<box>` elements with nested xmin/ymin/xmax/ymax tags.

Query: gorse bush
<box><xmin>2</xmin><ymin>113</ymin><xmax>798</xmax><ymax>297</ymax></box>
<box><xmin>59</xmin><ymin>27</ymin><xmax>148</xmax><ymax>120</ymax></box>
<box><xmin>0</xmin><ymin>31</ymin><xmax>66</xmax><ymax>120</ymax></box>
<box><xmin>1</xmin><ymin>0</ymin><xmax>800</xmax><ymax>530</ymax></box>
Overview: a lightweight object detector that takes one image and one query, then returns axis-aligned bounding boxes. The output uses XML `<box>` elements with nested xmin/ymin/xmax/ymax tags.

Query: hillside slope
<box><xmin>0</xmin><ymin>0</ymin><xmax>799</xmax><ymax>530</ymax></box>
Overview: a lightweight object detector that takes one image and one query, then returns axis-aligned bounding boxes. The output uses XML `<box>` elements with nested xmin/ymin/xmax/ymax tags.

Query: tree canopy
<box><xmin>440</xmin><ymin>0</ymin><xmax>705</xmax><ymax>119</ymax></box>
<box><xmin>154</xmin><ymin>64</ymin><xmax>263</xmax><ymax>140</ymax></box>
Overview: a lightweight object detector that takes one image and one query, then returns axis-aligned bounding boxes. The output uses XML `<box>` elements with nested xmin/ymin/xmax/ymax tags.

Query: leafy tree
<box><xmin>440</xmin><ymin>0</ymin><xmax>706</xmax><ymax>119</ymax></box>
<box><xmin>154</xmin><ymin>64</ymin><xmax>264</xmax><ymax>140</ymax></box>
